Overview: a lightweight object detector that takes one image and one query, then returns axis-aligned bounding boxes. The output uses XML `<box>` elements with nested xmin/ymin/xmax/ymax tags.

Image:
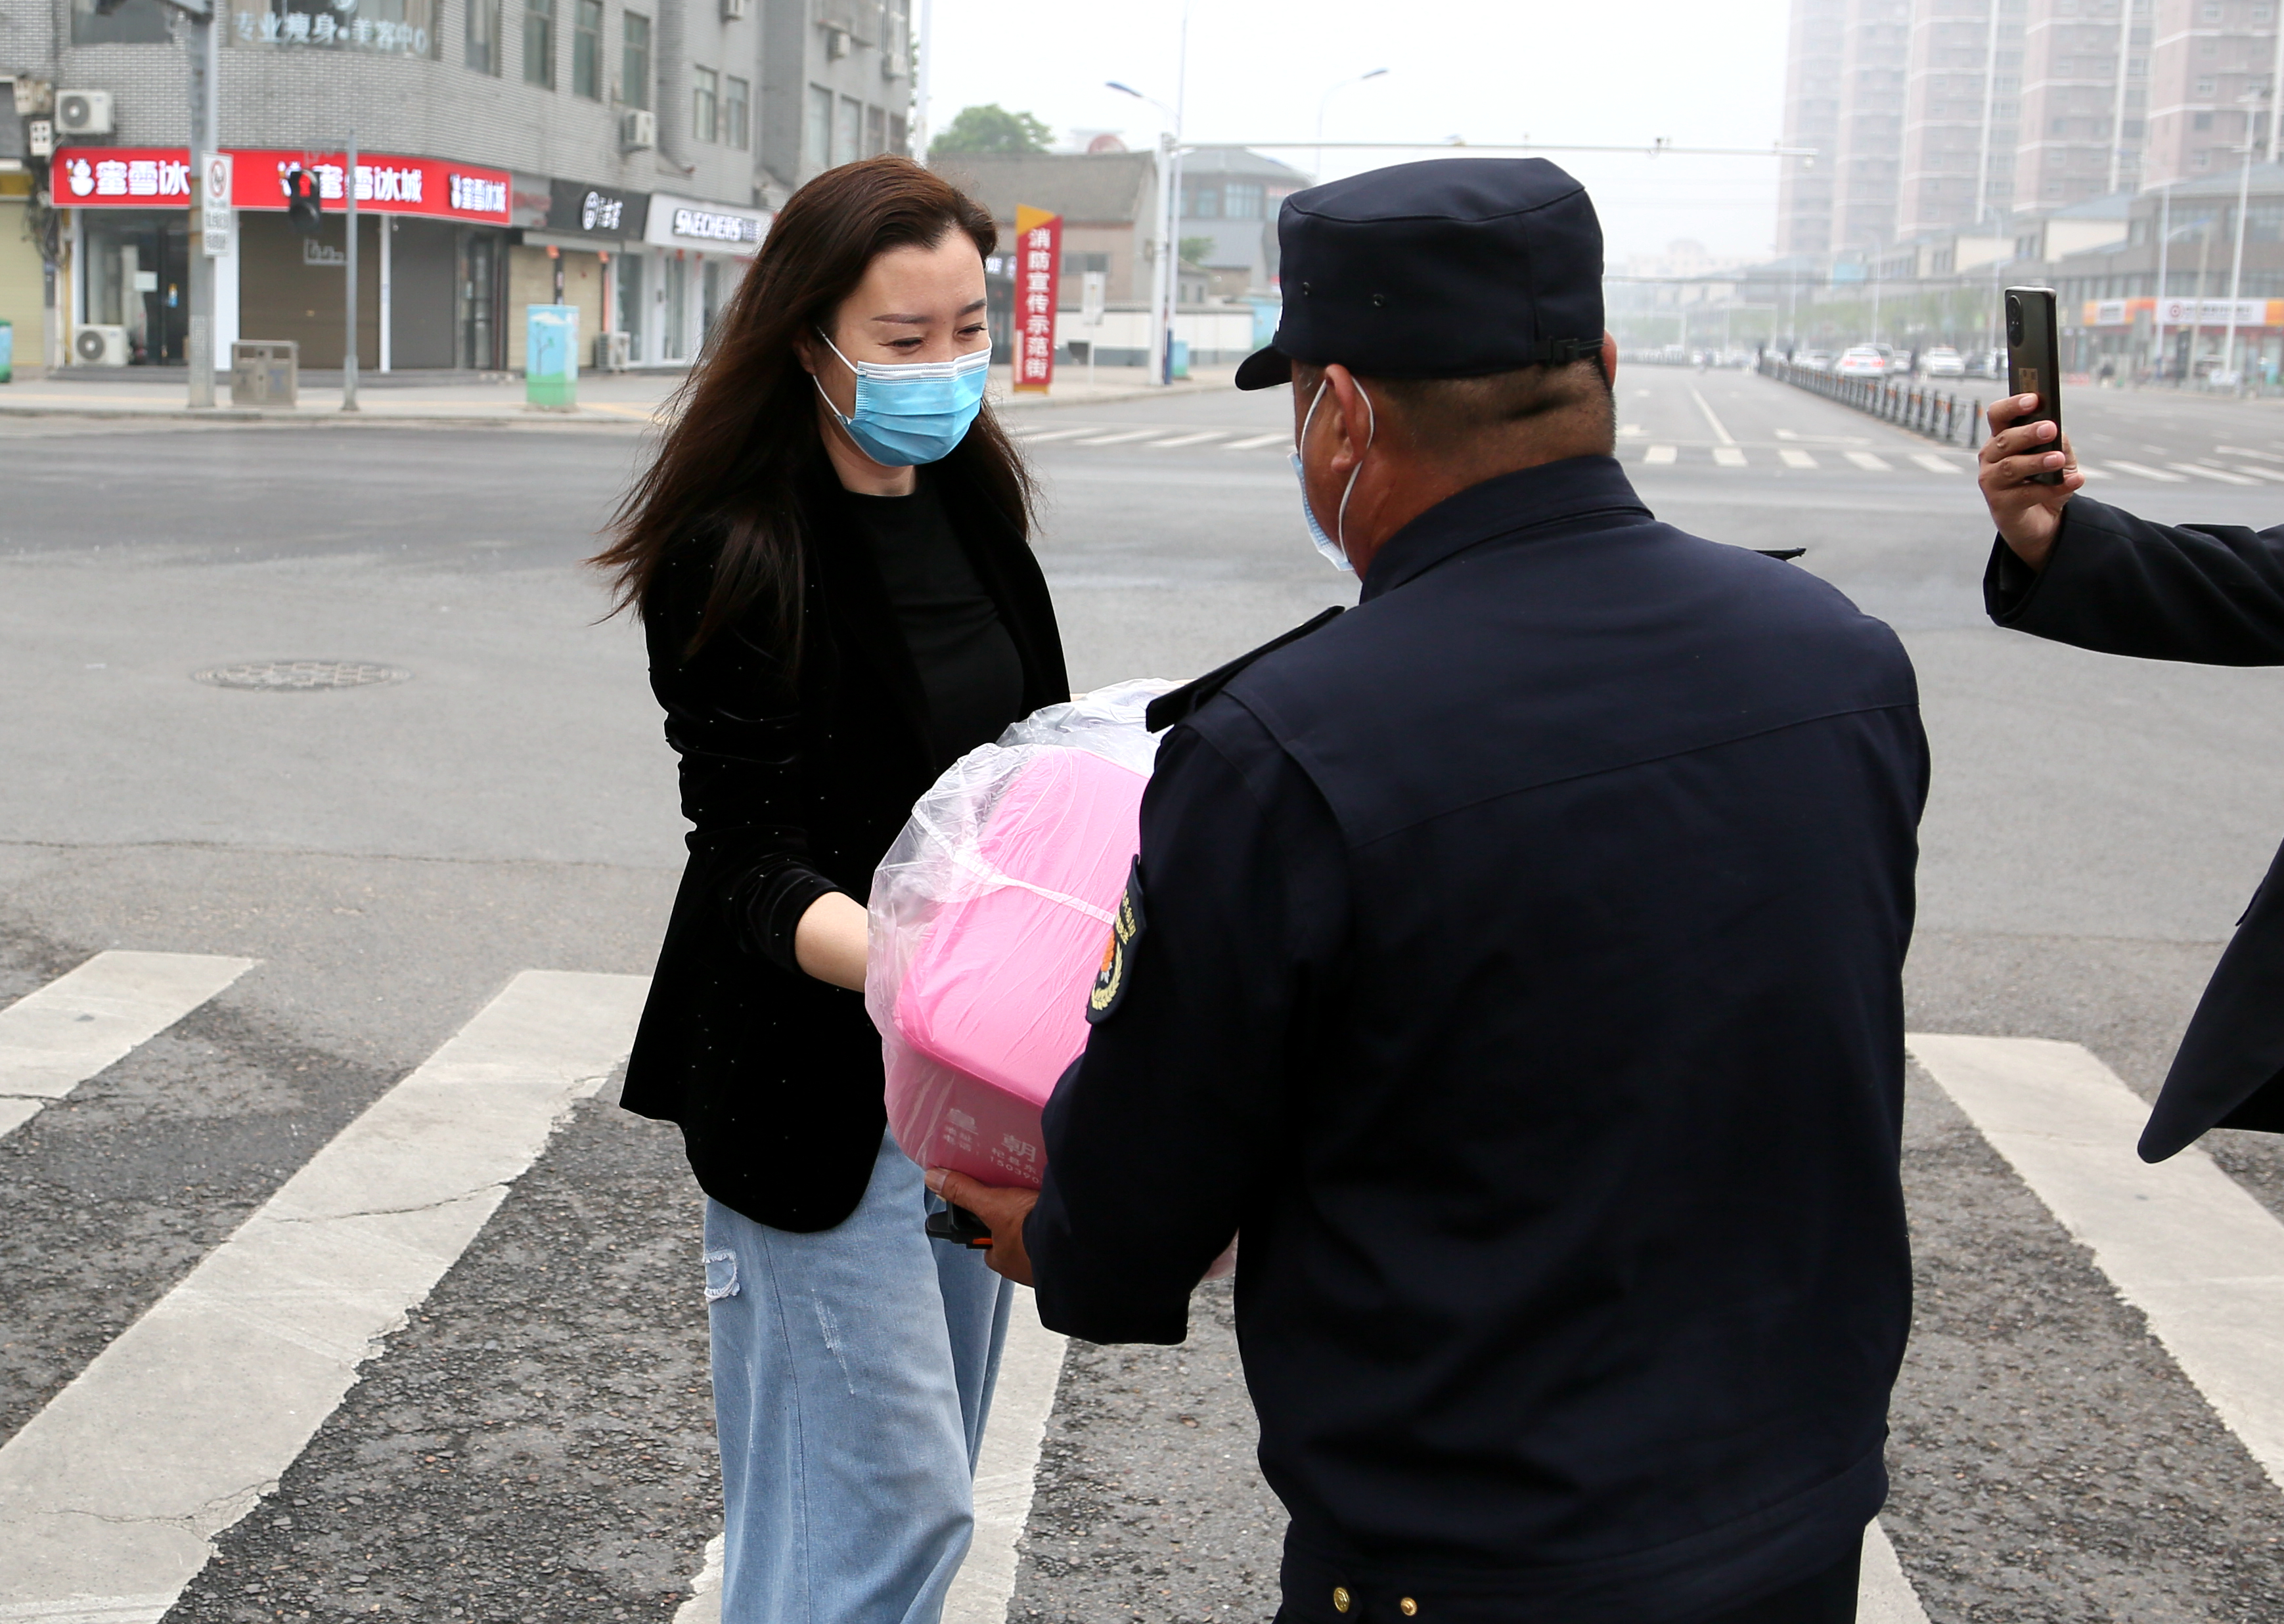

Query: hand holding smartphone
<box><xmin>2005</xmin><ymin>287</ymin><xmax>2064</xmax><ymax>487</ymax></box>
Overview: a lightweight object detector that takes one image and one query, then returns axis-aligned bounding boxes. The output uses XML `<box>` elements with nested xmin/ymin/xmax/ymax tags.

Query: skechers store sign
<box><xmin>643</xmin><ymin>193</ymin><xmax>772</xmax><ymax>254</ymax></box>
<box><xmin>544</xmin><ymin>179</ymin><xmax>649</xmax><ymax>242</ymax></box>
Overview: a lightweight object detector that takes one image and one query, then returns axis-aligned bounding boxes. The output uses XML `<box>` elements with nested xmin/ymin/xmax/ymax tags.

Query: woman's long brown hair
<box><xmin>591</xmin><ymin>156</ymin><xmax>1032</xmax><ymax>658</ymax></box>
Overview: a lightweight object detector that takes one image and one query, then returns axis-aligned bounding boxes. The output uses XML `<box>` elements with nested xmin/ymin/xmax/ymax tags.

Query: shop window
<box><xmin>573</xmin><ymin>0</ymin><xmax>602</xmax><ymax>97</ymax></box>
<box><xmin>837</xmin><ymin>95</ymin><xmax>862</xmax><ymax>167</ymax></box>
<box><xmin>665</xmin><ymin>257</ymin><xmax>688</xmax><ymax>361</ymax></box>
<box><xmin>225</xmin><ymin>0</ymin><xmax>440</xmax><ymax>56</ymax></box>
<box><xmin>867</xmin><ymin>104</ymin><xmax>887</xmax><ymax>156</ymax></box>
<box><xmin>889</xmin><ymin>112</ymin><xmax>908</xmax><ymax>156</ymax></box>
<box><xmin>617</xmin><ymin>252</ymin><xmax>644</xmax><ymax>349</ymax></box>
<box><xmin>726</xmin><ymin>77</ymin><xmax>751</xmax><ymax>149</ymax></box>
<box><xmin>693</xmin><ymin>66</ymin><xmax>719</xmax><ymax>143</ymax></box>
<box><xmin>524</xmin><ymin>0</ymin><xmax>555</xmax><ymax>87</ymax></box>
<box><xmin>71</xmin><ymin>0</ymin><xmax>171</xmax><ymax>44</ymax></box>
<box><xmin>808</xmin><ymin>85</ymin><xmax>834</xmax><ymax>168</ymax></box>
<box><xmin>622</xmin><ymin>12</ymin><xmax>651</xmax><ymax>106</ymax></box>
<box><xmin>466</xmin><ymin>0</ymin><xmax>501</xmax><ymax>71</ymax></box>
<box><xmin>702</xmin><ymin>261</ymin><xmax>723</xmax><ymax>345</ymax></box>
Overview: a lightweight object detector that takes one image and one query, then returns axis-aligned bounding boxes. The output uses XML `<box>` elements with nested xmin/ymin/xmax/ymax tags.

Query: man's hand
<box><xmin>926</xmin><ymin>1169</ymin><xmax>1040</xmax><ymax>1286</ymax></box>
<box><xmin>1977</xmin><ymin>393</ymin><xmax>2084</xmax><ymax>571</ymax></box>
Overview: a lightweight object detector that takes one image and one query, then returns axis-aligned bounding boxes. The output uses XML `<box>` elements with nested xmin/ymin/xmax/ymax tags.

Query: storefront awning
<box><xmin>51</xmin><ymin>146</ymin><xmax>513</xmax><ymax>226</ymax></box>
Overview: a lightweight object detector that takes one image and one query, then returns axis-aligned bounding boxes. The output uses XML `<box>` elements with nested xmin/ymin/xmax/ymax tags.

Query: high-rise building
<box><xmin>1832</xmin><ymin>0</ymin><xmax>1917</xmax><ymax>250</ymax></box>
<box><xmin>1778</xmin><ymin>0</ymin><xmax>1848</xmax><ymax>255</ymax></box>
<box><xmin>1898</xmin><ymin>0</ymin><xmax>2028</xmax><ymax>236</ymax></box>
<box><xmin>2012</xmin><ymin>0</ymin><xmax>2149</xmax><ymax>213</ymax></box>
<box><xmin>2141</xmin><ymin>0</ymin><xmax>2282</xmax><ymax>188</ymax></box>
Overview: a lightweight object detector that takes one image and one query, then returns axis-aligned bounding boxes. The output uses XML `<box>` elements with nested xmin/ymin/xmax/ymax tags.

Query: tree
<box><xmin>929</xmin><ymin>104</ymin><xmax>1054</xmax><ymax>158</ymax></box>
<box><xmin>1179</xmin><ymin>235</ymin><xmax>1216</xmax><ymax>266</ymax></box>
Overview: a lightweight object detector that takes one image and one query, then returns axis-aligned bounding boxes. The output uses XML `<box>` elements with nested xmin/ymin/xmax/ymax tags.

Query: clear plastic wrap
<box><xmin>868</xmin><ymin>679</ymin><xmax>1176</xmax><ymax>1189</ymax></box>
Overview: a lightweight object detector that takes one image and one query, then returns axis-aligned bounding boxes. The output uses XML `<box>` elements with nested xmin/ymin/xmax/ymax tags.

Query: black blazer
<box><xmin>620</xmin><ymin>454</ymin><xmax>1070</xmax><ymax>1230</ymax></box>
<box><xmin>1984</xmin><ymin>496</ymin><xmax>2284</xmax><ymax>1160</ymax></box>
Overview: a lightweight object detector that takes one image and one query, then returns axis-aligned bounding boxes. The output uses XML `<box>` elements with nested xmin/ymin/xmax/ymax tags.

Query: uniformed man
<box><xmin>930</xmin><ymin>160</ymin><xmax>1929</xmax><ymax>1624</ymax></box>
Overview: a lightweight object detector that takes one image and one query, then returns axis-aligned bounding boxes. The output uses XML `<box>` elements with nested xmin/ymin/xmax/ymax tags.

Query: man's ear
<box><xmin>1600</xmin><ymin>332</ymin><xmax>1618</xmax><ymax>388</ymax></box>
<box><xmin>1320</xmin><ymin>364</ymin><xmax>1372</xmax><ymax>470</ymax></box>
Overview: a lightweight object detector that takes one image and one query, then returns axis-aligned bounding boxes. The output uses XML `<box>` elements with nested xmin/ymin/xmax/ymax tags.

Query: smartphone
<box><xmin>2004</xmin><ymin>286</ymin><xmax>2064</xmax><ymax>487</ymax></box>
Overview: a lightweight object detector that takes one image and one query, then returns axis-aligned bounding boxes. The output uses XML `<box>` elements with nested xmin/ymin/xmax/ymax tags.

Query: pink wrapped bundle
<box><xmin>868</xmin><ymin>682</ymin><xmax>1167</xmax><ymax>1189</ymax></box>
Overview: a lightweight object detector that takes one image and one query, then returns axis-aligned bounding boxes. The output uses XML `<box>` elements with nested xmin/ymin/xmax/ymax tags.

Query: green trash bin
<box><xmin>0</xmin><ymin>318</ymin><xmax>13</xmax><ymax>385</ymax></box>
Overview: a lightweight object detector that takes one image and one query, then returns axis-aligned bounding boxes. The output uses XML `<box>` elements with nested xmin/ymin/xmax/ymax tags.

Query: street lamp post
<box><xmin>1109</xmin><ymin>35</ymin><xmax>1189</xmax><ymax>387</ymax></box>
<box><xmin>1315</xmin><ymin>69</ymin><xmax>1389</xmax><ymax>177</ymax></box>
<box><xmin>2223</xmin><ymin>89</ymin><xmax>2267</xmax><ymax>389</ymax></box>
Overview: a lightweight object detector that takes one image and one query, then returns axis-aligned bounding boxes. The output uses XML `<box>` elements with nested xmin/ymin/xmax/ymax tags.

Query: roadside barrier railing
<box><xmin>1757</xmin><ymin>357</ymin><xmax>1983</xmax><ymax>449</ymax></box>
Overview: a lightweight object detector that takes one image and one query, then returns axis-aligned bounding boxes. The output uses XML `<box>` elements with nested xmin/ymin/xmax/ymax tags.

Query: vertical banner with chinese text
<box><xmin>1013</xmin><ymin>204</ymin><xmax>1062</xmax><ymax>393</ymax></box>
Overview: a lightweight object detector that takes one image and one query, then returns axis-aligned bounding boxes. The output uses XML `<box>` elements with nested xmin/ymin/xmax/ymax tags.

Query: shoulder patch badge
<box><xmin>1086</xmin><ymin>857</ymin><xmax>1148</xmax><ymax>1024</ymax></box>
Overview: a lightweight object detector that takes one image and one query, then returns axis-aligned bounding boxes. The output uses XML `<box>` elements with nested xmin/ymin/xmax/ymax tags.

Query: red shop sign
<box><xmin>1011</xmin><ymin>204</ymin><xmax>1061</xmax><ymax>393</ymax></box>
<box><xmin>52</xmin><ymin>146</ymin><xmax>512</xmax><ymax>225</ymax></box>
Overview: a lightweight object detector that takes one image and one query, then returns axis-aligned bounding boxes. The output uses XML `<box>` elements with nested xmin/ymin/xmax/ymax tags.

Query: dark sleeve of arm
<box><xmin>648</xmin><ymin>546</ymin><xmax>841</xmax><ymax>975</ymax></box>
<box><xmin>1984</xmin><ymin>497</ymin><xmax>2284</xmax><ymax>665</ymax></box>
<box><xmin>1022</xmin><ymin>709</ymin><xmax>1347</xmax><ymax>1345</ymax></box>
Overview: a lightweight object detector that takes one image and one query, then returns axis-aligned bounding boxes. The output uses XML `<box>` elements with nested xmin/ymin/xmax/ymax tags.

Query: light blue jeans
<box><xmin>704</xmin><ymin>1131</ymin><xmax>1014</xmax><ymax>1624</ymax></box>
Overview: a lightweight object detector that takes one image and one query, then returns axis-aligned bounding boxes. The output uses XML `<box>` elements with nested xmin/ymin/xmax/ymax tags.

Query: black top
<box><xmin>1026</xmin><ymin>457</ymin><xmax>1929</xmax><ymax>1622</ymax></box>
<box><xmin>619</xmin><ymin>454</ymin><xmax>1069</xmax><ymax>1233</ymax></box>
<box><xmin>1984</xmin><ymin>497</ymin><xmax>2284</xmax><ymax>1160</ymax></box>
<box><xmin>849</xmin><ymin>477</ymin><xmax>1026</xmax><ymax>771</ymax></box>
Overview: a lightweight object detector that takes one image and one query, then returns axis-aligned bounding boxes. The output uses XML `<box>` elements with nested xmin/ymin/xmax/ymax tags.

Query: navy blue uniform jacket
<box><xmin>1025</xmin><ymin>457</ymin><xmax>1929</xmax><ymax>1623</ymax></box>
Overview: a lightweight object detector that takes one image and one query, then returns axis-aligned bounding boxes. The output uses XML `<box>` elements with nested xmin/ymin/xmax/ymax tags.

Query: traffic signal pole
<box><xmin>183</xmin><ymin>0</ymin><xmax>218</xmax><ymax>408</ymax></box>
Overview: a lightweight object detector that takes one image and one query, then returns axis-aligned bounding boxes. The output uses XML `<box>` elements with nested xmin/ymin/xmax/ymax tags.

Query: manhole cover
<box><xmin>192</xmin><ymin>660</ymin><xmax>411</xmax><ymax>691</ymax></box>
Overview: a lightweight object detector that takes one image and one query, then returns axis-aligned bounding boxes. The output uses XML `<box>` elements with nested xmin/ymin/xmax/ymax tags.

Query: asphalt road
<box><xmin>3</xmin><ymin>365</ymin><xmax>2284</xmax><ymax>1622</ymax></box>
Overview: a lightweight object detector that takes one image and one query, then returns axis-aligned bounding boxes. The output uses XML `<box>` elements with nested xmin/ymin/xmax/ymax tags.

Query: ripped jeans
<box><xmin>703</xmin><ymin>1131</ymin><xmax>1014</xmax><ymax>1624</ymax></box>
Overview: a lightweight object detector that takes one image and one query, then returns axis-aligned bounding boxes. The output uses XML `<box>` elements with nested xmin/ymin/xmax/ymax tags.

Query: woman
<box><xmin>592</xmin><ymin>157</ymin><xmax>1069</xmax><ymax>1623</ymax></box>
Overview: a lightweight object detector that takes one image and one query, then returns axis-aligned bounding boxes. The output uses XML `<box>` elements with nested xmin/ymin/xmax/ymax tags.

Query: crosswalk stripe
<box><xmin>1144</xmin><ymin>430</ymin><xmax>1230</xmax><ymax>449</ymax></box>
<box><xmin>2168</xmin><ymin>462</ymin><xmax>2260</xmax><ymax>485</ymax></box>
<box><xmin>2216</xmin><ymin>445</ymin><xmax>2284</xmax><ymax>463</ymax></box>
<box><xmin>0</xmin><ymin>969</ymin><xmax>651</xmax><ymax>1624</ymax></box>
<box><xmin>1908</xmin><ymin>452</ymin><xmax>1960</xmax><ymax>474</ymax></box>
<box><xmin>1844</xmin><ymin>451</ymin><xmax>1892</xmax><ymax>472</ymax></box>
<box><xmin>1779</xmin><ymin>449</ymin><xmax>1818</xmax><ymax>469</ymax></box>
<box><xmin>1644</xmin><ymin>445</ymin><xmax>1678</xmax><ymax>465</ymax></box>
<box><xmin>1074</xmin><ymin>428</ymin><xmax>1167</xmax><ymax>446</ymax></box>
<box><xmin>1858</xmin><ymin>1520</ymin><xmax>1931</xmax><ymax>1623</ymax></box>
<box><xmin>1908</xmin><ymin>1034</ymin><xmax>2284</xmax><ymax>1493</ymax></box>
<box><xmin>1014</xmin><ymin>426</ymin><xmax>1092</xmax><ymax>444</ymax></box>
<box><xmin>945</xmin><ymin>1291</ymin><xmax>1069</xmax><ymax>1623</ymax></box>
<box><xmin>2221</xmin><ymin>463</ymin><xmax>2284</xmax><ymax>483</ymax></box>
<box><xmin>1712</xmin><ymin>447</ymin><xmax>1747</xmax><ymax>467</ymax></box>
<box><xmin>2103</xmin><ymin>460</ymin><xmax>2187</xmax><ymax>482</ymax></box>
<box><xmin>1223</xmin><ymin>431</ymin><xmax>1289</xmax><ymax>450</ymax></box>
<box><xmin>0</xmin><ymin>952</ymin><xmax>256</xmax><ymax>1143</ymax></box>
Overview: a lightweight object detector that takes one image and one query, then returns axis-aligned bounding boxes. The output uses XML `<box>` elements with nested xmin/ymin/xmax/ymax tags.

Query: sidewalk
<box><xmin>0</xmin><ymin>362</ymin><xmax>1235</xmax><ymax>428</ymax></box>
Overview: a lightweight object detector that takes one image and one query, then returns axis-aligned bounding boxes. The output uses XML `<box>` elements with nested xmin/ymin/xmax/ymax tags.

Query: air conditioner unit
<box><xmin>74</xmin><ymin>324</ymin><xmax>129</xmax><ymax>366</ymax></box>
<box><xmin>720</xmin><ymin>0</ymin><xmax>746</xmax><ymax>18</ymax></box>
<box><xmin>594</xmin><ymin>330</ymin><xmax>631</xmax><ymax>372</ymax></box>
<box><xmin>56</xmin><ymin>89</ymin><xmax>113</xmax><ymax>137</ymax></box>
<box><xmin>619</xmin><ymin>108</ymin><xmax>656</xmax><ymax>152</ymax></box>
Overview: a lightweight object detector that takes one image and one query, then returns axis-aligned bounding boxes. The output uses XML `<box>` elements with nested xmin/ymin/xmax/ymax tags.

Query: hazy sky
<box><xmin>924</xmin><ymin>0</ymin><xmax>1796</xmax><ymax>265</ymax></box>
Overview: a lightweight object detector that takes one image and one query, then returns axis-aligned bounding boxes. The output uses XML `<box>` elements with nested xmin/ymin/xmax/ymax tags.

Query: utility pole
<box><xmin>182</xmin><ymin>0</ymin><xmax>219</xmax><ymax>407</ymax></box>
<box><xmin>2155</xmin><ymin>183</ymin><xmax>2172</xmax><ymax>380</ymax></box>
<box><xmin>2108</xmin><ymin>0</ymin><xmax>2135</xmax><ymax>195</ymax></box>
<box><xmin>344</xmin><ymin>129</ymin><xmax>360</xmax><ymax>411</ymax></box>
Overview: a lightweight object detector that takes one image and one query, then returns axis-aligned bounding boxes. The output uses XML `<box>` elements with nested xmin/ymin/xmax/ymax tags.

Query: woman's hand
<box><xmin>1977</xmin><ymin>393</ymin><xmax>2084</xmax><ymax>572</ymax></box>
<box><xmin>926</xmin><ymin>1169</ymin><xmax>1039</xmax><ymax>1286</ymax></box>
<box><xmin>793</xmin><ymin>891</ymin><xmax>870</xmax><ymax>991</ymax></box>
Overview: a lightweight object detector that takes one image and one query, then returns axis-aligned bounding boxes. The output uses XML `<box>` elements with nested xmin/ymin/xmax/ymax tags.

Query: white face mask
<box><xmin>1289</xmin><ymin>376</ymin><xmax>1374</xmax><ymax>574</ymax></box>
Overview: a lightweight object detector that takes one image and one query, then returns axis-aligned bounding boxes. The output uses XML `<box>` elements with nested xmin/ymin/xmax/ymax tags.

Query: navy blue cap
<box><xmin>1236</xmin><ymin>157</ymin><xmax>1605</xmax><ymax>390</ymax></box>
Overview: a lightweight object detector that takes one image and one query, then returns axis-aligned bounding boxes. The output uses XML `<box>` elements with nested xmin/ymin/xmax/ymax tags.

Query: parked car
<box><xmin>1795</xmin><ymin>349</ymin><xmax>1832</xmax><ymax>372</ymax></box>
<box><xmin>1917</xmin><ymin>347</ymin><xmax>1965</xmax><ymax>378</ymax></box>
<box><xmin>1835</xmin><ymin>345</ymin><xmax>1887</xmax><ymax>377</ymax></box>
<box><xmin>1965</xmin><ymin>349</ymin><xmax>2005</xmax><ymax>380</ymax></box>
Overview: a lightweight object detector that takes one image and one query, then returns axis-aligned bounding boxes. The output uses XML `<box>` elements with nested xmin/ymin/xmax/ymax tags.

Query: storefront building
<box><xmin>502</xmin><ymin>177</ymin><xmax>648</xmax><ymax>370</ymax></box>
<box><xmin>631</xmin><ymin>192</ymin><xmax>770</xmax><ymax>365</ymax></box>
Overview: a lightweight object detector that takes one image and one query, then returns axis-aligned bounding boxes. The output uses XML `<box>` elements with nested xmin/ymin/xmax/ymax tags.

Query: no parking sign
<box><xmin>200</xmin><ymin>152</ymin><xmax>233</xmax><ymax>257</ymax></box>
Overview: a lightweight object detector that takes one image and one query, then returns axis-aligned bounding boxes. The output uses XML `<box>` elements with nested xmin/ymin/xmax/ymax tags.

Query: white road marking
<box><xmin>2217</xmin><ymin>445</ymin><xmax>2284</xmax><ymax>463</ymax></box>
<box><xmin>1859</xmin><ymin>1520</ymin><xmax>1932</xmax><ymax>1623</ymax></box>
<box><xmin>1012</xmin><ymin>426</ymin><xmax>1094</xmax><ymax>444</ymax></box>
<box><xmin>0</xmin><ymin>952</ymin><xmax>257</xmax><ymax>1143</ymax></box>
<box><xmin>1223</xmin><ymin>431</ymin><xmax>1289</xmax><ymax>451</ymax></box>
<box><xmin>671</xmin><ymin>1288</ymin><xmax>1069</xmax><ymax>1624</ymax></box>
<box><xmin>1072</xmin><ymin>428</ymin><xmax>1166</xmax><ymax>446</ymax></box>
<box><xmin>1688</xmin><ymin>388</ymin><xmax>1736</xmax><ymax>445</ymax></box>
<box><xmin>2219</xmin><ymin>463</ymin><xmax>2284</xmax><ymax>483</ymax></box>
<box><xmin>1908</xmin><ymin>452</ymin><xmax>1962</xmax><ymax>474</ymax></box>
<box><xmin>0</xmin><ymin>969</ymin><xmax>650</xmax><ymax>1624</ymax></box>
<box><xmin>1618</xmin><ymin>424</ymin><xmax>1644</xmax><ymax>437</ymax></box>
<box><xmin>2103</xmin><ymin>460</ymin><xmax>2187</xmax><ymax>482</ymax></box>
<box><xmin>1845</xmin><ymin>451</ymin><xmax>1892</xmax><ymax>472</ymax></box>
<box><xmin>1779</xmin><ymin>449</ymin><xmax>1818</xmax><ymax>468</ymax></box>
<box><xmin>1712</xmin><ymin>447</ymin><xmax>1747</xmax><ymax>467</ymax></box>
<box><xmin>2169</xmin><ymin>462</ymin><xmax>2259</xmax><ymax>485</ymax></box>
<box><xmin>1908</xmin><ymin>1034</ymin><xmax>2284</xmax><ymax>1494</ymax></box>
<box><xmin>1144</xmin><ymin>430</ymin><xmax>1230</xmax><ymax>449</ymax></box>
<box><xmin>944</xmin><ymin>1291</ymin><xmax>1069</xmax><ymax>1623</ymax></box>
<box><xmin>1644</xmin><ymin>445</ymin><xmax>1678</xmax><ymax>465</ymax></box>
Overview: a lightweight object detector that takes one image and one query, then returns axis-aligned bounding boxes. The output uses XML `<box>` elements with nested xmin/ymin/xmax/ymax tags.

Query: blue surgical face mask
<box><xmin>813</xmin><ymin>328</ymin><xmax>991</xmax><ymax>467</ymax></box>
<box><xmin>1290</xmin><ymin>377</ymin><xmax>1375</xmax><ymax>574</ymax></box>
